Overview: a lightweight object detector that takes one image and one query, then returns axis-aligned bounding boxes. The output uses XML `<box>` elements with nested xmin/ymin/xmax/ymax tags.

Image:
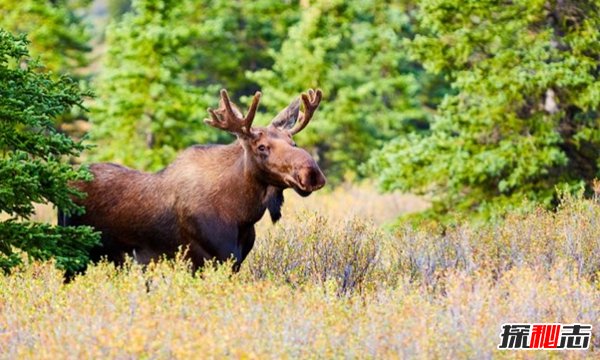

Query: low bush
<box><xmin>1</xmin><ymin>195</ymin><xmax>599</xmax><ymax>358</ymax></box>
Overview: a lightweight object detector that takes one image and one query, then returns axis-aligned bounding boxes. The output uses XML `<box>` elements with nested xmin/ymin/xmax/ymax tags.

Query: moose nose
<box><xmin>298</xmin><ymin>166</ymin><xmax>326</xmax><ymax>191</ymax></box>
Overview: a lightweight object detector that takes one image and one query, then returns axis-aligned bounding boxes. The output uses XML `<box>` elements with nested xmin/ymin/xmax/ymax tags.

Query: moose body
<box><xmin>62</xmin><ymin>89</ymin><xmax>326</xmax><ymax>270</ymax></box>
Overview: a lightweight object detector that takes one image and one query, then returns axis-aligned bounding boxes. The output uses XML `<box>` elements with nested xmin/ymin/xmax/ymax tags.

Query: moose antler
<box><xmin>289</xmin><ymin>89</ymin><xmax>322</xmax><ymax>135</ymax></box>
<box><xmin>205</xmin><ymin>89</ymin><xmax>261</xmax><ymax>138</ymax></box>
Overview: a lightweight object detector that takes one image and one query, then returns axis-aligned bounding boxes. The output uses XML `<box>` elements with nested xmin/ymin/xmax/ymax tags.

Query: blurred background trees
<box><xmin>0</xmin><ymin>0</ymin><xmax>93</xmax><ymax>132</ymax></box>
<box><xmin>0</xmin><ymin>0</ymin><xmax>91</xmax><ymax>74</ymax></box>
<box><xmin>1</xmin><ymin>0</ymin><xmax>599</xmax><ymax>226</ymax></box>
<box><xmin>251</xmin><ymin>0</ymin><xmax>445</xmax><ymax>182</ymax></box>
<box><xmin>91</xmin><ymin>0</ymin><xmax>208</xmax><ymax>170</ymax></box>
<box><xmin>371</xmin><ymin>0</ymin><xmax>600</xmax><ymax>222</ymax></box>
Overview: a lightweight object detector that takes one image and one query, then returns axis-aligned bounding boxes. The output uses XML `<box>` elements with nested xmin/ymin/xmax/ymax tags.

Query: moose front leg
<box><xmin>234</xmin><ymin>225</ymin><xmax>256</xmax><ymax>272</ymax></box>
<box><xmin>185</xmin><ymin>237</ymin><xmax>241</xmax><ymax>273</ymax></box>
<box><xmin>188</xmin><ymin>216</ymin><xmax>245</xmax><ymax>269</ymax></box>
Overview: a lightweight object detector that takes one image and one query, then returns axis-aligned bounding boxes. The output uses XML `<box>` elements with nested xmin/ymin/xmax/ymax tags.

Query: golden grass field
<box><xmin>1</xmin><ymin>185</ymin><xmax>599</xmax><ymax>359</ymax></box>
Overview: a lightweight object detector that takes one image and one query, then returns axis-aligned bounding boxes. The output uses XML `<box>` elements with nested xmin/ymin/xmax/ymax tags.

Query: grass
<box><xmin>1</xmin><ymin>186</ymin><xmax>599</xmax><ymax>358</ymax></box>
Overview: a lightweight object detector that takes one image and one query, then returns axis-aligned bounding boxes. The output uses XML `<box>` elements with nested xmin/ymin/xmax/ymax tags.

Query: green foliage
<box><xmin>251</xmin><ymin>0</ymin><xmax>439</xmax><ymax>183</ymax></box>
<box><xmin>11</xmin><ymin>0</ymin><xmax>596</xmax><ymax>225</ymax></box>
<box><xmin>0</xmin><ymin>30</ymin><xmax>99</xmax><ymax>272</ymax></box>
<box><xmin>183</xmin><ymin>0</ymin><xmax>300</xmax><ymax>98</ymax></box>
<box><xmin>372</xmin><ymin>0</ymin><xmax>600</xmax><ymax>222</ymax></box>
<box><xmin>91</xmin><ymin>0</ymin><xmax>215</xmax><ymax>171</ymax></box>
<box><xmin>0</xmin><ymin>0</ymin><xmax>91</xmax><ymax>74</ymax></box>
<box><xmin>108</xmin><ymin>0</ymin><xmax>132</xmax><ymax>20</ymax></box>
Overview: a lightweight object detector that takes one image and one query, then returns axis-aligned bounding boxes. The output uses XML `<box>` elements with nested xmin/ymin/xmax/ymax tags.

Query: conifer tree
<box><xmin>0</xmin><ymin>30</ymin><xmax>99</xmax><ymax>272</ymax></box>
<box><xmin>92</xmin><ymin>0</ymin><xmax>300</xmax><ymax>171</ymax></box>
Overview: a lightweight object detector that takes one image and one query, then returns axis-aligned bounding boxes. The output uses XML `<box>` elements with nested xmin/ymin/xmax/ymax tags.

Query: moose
<box><xmin>60</xmin><ymin>89</ymin><xmax>326</xmax><ymax>271</ymax></box>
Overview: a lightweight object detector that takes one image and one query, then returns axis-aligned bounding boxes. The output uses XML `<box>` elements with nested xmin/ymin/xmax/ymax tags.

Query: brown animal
<box><xmin>60</xmin><ymin>89</ymin><xmax>326</xmax><ymax>271</ymax></box>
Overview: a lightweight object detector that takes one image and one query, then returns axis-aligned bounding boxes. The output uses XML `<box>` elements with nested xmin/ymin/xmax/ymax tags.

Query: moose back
<box><xmin>60</xmin><ymin>89</ymin><xmax>326</xmax><ymax>271</ymax></box>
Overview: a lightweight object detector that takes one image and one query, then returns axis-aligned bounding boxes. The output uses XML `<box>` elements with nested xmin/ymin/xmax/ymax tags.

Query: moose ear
<box><xmin>270</xmin><ymin>98</ymin><xmax>300</xmax><ymax>130</ymax></box>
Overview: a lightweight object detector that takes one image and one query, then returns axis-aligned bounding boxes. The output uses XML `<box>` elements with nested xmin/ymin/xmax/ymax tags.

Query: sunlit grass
<box><xmin>1</xmin><ymin>187</ymin><xmax>599</xmax><ymax>358</ymax></box>
<box><xmin>275</xmin><ymin>182</ymin><xmax>429</xmax><ymax>225</ymax></box>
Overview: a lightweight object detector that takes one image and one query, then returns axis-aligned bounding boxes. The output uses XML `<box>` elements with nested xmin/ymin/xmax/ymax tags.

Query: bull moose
<box><xmin>60</xmin><ymin>89</ymin><xmax>326</xmax><ymax>271</ymax></box>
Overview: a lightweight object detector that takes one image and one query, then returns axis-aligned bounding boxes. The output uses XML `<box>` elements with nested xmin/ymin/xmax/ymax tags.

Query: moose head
<box><xmin>205</xmin><ymin>89</ymin><xmax>326</xmax><ymax>197</ymax></box>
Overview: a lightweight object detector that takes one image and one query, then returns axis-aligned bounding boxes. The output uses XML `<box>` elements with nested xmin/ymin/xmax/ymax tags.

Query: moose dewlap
<box><xmin>60</xmin><ymin>89</ymin><xmax>326</xmax><ymax>271</ymax></box>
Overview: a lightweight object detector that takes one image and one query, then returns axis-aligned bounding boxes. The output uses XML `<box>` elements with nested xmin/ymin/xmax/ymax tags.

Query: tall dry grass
<box><xmin>1</xmin><ymin>186</ymin><xmax>599</xmax><ymax>358</ymax></box>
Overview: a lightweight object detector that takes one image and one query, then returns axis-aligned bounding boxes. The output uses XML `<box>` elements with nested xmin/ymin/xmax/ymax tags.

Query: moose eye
<box><xmin>258</xmin><ymin>144</ymin><xmax>267</xmax><ymax>152</ymax></box>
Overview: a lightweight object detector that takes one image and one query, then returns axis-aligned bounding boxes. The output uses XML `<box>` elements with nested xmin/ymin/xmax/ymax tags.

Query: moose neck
<box><xmin>219</xmin><ymin>142</ymin><xmax>276</xmax><ymax>223</ymax></box>
<box><xmin>230</xmin><ymin>142</ymin><xmax>267</xmax><ymax>195</ymax></box>
<box><xmin>235</xmin><ymin>141</ymin><xmax>285</xmax><ymax>223</ymax></box>
<box><xmin>165</xmin><ymin>142</ymin><xmax>274</xmax><ymax>225</ymax></box>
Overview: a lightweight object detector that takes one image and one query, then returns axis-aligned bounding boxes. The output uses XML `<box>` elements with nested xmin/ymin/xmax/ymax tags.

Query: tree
<box><xmin>250</xmin><ymin>0</ymin><xmax>439</xmax><ymax>183</ymax></box>
<box><xmin>371</xmin><ymin>0</ymin><xmax>600</xmax><ymax>222</ymax></box>
<box><xmin>91</xmin><ymin>0</ymin><xmax>213</xmax><ymax>171</ymax></box>
<box><xmin>0</xmin><ymin>30</ymin><xmax>99</xmax><ymax>272</ymax></box>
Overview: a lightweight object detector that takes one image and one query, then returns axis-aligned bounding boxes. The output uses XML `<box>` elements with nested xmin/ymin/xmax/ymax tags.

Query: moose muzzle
<box><xmin>293</xmin><ymin>162</ymin><xmax>326</xmax><ymax>197</ymax></box>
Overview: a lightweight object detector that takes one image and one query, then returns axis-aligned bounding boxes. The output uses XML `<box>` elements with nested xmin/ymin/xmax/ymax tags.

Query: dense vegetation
<box><xmin>0</xmin><ymin>0</ymin><xmax>91</xmax><ymax>74</ymax></box>
<box><xmin>98</xmin><ymin>0</ymin><xmax>600</xmax><ymax>221</ymax></box>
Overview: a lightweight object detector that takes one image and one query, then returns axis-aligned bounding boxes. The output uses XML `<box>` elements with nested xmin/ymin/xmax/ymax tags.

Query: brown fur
<box><xmin>63</xmin><ymin>90</ymin><xmax>326</xmax><ymax>271</ymax></box>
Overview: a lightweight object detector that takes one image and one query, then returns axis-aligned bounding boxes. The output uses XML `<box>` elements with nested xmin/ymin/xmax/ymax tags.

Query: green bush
<box><xmin>91</xmin><ymin>0</ymin><xmax>213</xmax><ymax>171</ymax></box>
